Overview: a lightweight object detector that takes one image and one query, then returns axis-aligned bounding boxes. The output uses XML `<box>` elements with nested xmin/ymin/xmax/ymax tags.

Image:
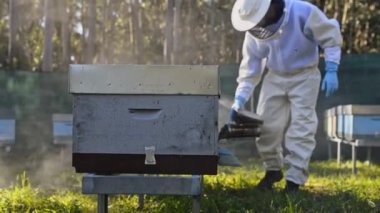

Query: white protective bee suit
<box><xmin>234</xmin><ymin>0</ymin><xmax>343</xmax><ymax>185</ymax></box>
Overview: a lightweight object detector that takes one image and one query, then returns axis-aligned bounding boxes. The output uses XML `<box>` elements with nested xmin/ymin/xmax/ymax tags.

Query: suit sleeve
<box><xmin>235</xmin><ymin>33</ymin><xmax>266</xmax><ymax>102</ymax></box>
<box><xmin>303</xmin><ymin>5</ymin><xmax>343</xmax><ymax>64</ymax></box>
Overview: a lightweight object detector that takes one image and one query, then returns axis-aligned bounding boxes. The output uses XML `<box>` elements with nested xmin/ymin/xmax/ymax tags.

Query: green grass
<box><xmin>1</xmin><ymin>160</ymin><xmax>380</xmax><ymax>213</ymax></box>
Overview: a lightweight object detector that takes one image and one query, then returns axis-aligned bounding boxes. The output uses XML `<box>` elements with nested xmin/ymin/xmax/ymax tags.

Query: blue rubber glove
<box><xmin>228</xmin><ymin>96</ymin><xmax>246</xmax><ymax>125</ymax></box>
<box><xmin>321</xmin><ymin>61</ymin><xmax>339</xmax><ymax>97</ymax></box>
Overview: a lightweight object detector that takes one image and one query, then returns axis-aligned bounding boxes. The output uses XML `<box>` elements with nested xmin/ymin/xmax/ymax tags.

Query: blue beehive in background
<box><xmin>343</xmin><ymin>105</ymin><xmax>380</xmax><ymax>142</ymax></box>
<box><xmin>0</xmin><ymin>109</ymin><xmax>15</xmax><ymax>152</ymax></box>
<box><xmin>52</xmin><ymin>113</ymin><xmax>73</xmax><ymax>145</ymax></box>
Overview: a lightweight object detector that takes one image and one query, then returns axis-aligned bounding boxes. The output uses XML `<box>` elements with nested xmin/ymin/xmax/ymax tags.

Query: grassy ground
<box><xmin>0</xmin><ymin>160</ymin><xmax>379</xmax><ymax>213</ymax></box>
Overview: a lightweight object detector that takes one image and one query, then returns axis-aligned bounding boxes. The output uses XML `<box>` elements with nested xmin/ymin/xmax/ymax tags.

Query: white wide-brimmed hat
<box><xmin>231</xmin><ymin>0</ymin><xmax>271</xmax><ymax>31</ymax></box>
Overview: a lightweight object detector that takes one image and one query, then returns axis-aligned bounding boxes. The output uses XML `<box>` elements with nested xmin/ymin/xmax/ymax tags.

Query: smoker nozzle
<box><xmin>218</xmin><ymin>110</ymin><xmax>263</xmax><ymax>140</ymax></box>
<box><xmin>218</xmin><ymin>124</ymin><xmax>261</xmax><ymax>140</ymax></box>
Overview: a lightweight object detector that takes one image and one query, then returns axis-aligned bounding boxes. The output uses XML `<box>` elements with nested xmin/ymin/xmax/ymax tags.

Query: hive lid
<box><xmin>69</xmin><ymin>65</ymin><xmax>219</xmax><ymax>95</ymax></box>
<box><xmin>342</xmin><ymin>105</ymin><xmax>380</xmax><ymax>115</ymax></box>
<box><xmin>324</xmin><ymin>107</ymin><xmax>336</xmax><ymax>117</ymax></box>
<box><xmin>52</xmin><ymin>113</ymin><xmax>73</xmax><ymax>122</ymax></box>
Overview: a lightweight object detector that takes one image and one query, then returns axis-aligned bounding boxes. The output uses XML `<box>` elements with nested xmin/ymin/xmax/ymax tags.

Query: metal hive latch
<box><xmin>144</xmin><ymin>146</ymin><xmax>156</xmax><ymax>165</ymax></box>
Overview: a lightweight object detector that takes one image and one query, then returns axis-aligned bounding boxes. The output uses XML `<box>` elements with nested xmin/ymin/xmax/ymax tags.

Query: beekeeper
<box><xmin>229</xmin><ymin>0</ymin><xmax>343</xmax><ymax>191</ymax></box>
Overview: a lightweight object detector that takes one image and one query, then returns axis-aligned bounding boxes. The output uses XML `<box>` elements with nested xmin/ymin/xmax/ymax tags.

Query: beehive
<box><xmin>69</xmin><ymin>65</ymin><xmax>219</xmax><ymax>175</ymax></box>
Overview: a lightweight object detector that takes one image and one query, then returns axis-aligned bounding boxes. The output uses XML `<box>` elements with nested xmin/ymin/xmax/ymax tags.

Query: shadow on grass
<box><xmin>140</xmin><ymin>179</ymin><xmax>379</xmax><ymax>213</ymax></box>
<box><xmin>108</xmin><ymin>160</ymin><xmax>380</xmax><ymax>213</ymax></box>
<box><xmin>309</xmin><ymin>160</ymin><xmax>380</xmax><ymax>178</ymax></box>
<box><xmin>199</xmin><ymin>184</ymin><xmax>379</xmax><ymax>213</ymax></box>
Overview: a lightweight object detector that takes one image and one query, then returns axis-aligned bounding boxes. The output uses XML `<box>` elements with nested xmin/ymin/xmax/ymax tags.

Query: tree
<box><xmin>84</xmin><ymin>0</ymin><xmax>96</xmax><ymax>63</ymax></box>
<box><xmin>8</xmin><ymin>0</ymin><xmax>18</xmax><ymax>69</ymax></box>
<box><xmin>130</xmin><ymin>0</ymin><xmax>142</xmax><ymax>63</ymax></box>
<box><xmin>107</xmin><ymin>0</ymin><xmax>117</xmax><ymax>64</ymax></box>
<box><xmin>173</xmin><ymin>0</ymin><xmax>182</xmax><ymax>64</ymax></box>
<box><xmin>42</xmin><ymin>0</ymin><xmax>54</xmax><ymax>72</ymax></box>
<box><xmin>58</xmin><ymin>0</ymin><xmax>70</xmax><ymax>70</ymax></box>
<box><xmin>2</xmin><ymin>0</ymin><xmax>380</xmax><ymax>71</ymax></box>
<box><xmin>100</xmin><ymin>0</ymin><xmax>108</xmax><ymax>63</ymax></box>
<box><xmin>184</xmin><ymin>0</ymin><xmax>196</xmax><ymax>64</ymax></box>
<box><xmin>209</xmin><ymin>0</ymin><xmax>218</xmax><ymax>64</ymax></box>
<box><xmin>164</xmin><ymin>0</ymin><xmax>174</xmax><ymax>64</ymax></box>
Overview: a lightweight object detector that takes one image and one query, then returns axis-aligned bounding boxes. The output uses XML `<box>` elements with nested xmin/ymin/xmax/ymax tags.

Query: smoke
<box><xmin>0</xmin><ymin>115</ymin><xmax>76</xmax><ymax>190</ymax></box>
<box><xmin>0</xmin><ymin>66</ymin><xmax>246</xmax><ymax>188</ymax></box>
<box><xmin>218</xmin><ymin>97</ymin><xmax>258</xmax><ymax>162</ymax></box>
<box><xmin>0</xmin><ymin>159</ymin><xmax>11</xmax><ymax>187</ymax></box>
<box><xmin>0</xmin><ymin>146</ymin><xmax>75</xmax><ymax>190</ymax></box>
<box><xmin>31</xmin><ymin>147</ymin><xmax>78</xmax><ymax>190</ymax></box>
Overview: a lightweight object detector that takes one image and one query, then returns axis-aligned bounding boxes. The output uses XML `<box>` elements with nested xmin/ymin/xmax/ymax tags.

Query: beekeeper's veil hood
<box><xmin>231</xmin><ymin>0</ymin><xmax>271</xmax><ymax>31</ymax></box>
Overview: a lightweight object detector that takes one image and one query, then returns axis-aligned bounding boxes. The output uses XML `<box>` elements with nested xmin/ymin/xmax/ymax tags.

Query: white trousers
<box><xmin>256</xmin><ymin>67</ymin><xmax>321</xmax><ymax>185</ymax></box>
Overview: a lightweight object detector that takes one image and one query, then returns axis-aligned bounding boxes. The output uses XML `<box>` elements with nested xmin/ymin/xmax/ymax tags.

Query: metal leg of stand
<box><xmin>367</xmin><ymin>147</ymin><xmax>372</xmax><ymax>166</ymax></box>
<box><xmin>337</xmin><ymin>142</ymin><xmax>341</xmax><ymax>165</ymax></box>
<box><xmin>192</xmin><ymin>195</ymin><xmax>201</xmax><ymax>213</ymax></box>
<box><xmin>138</xmin><ymin>174</ymin><xmax>145</xmax><ymax>210</ymax></box>
<box><xmin>192</xmin><ymin>175</ymin><xmax>203</xmax><ymax>213</ymax></box>
<box><xmin>98</xmin><ymin>194</ymin><xmax>108</xmax><ymax>213</ymax></box>
<box><xmin>328</xmin><ymin>142</ymin><xmax>332</xmax><ymax>160</ymax></box>
<box><xmin>352</xmin><ymin>145</ymin><xmax>357</xmax><ymax>174</ymax></box>
<box><xmin>138</xmin><ymin>194</ymin><xmax>144</xmax><ymax>210</ymax></box>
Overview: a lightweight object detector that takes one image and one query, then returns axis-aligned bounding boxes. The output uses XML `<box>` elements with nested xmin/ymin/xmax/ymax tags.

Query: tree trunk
<box><xmin>152</xmin><ymin>0</ymin><xmax>162</xmax><ymax>63</ymax></box>
<box><xmin>348</xmin><ymin>0</ymin><xmax>356</xmax><ymax>53</ymax></box>
<box><xmin>131</xmin><ymin>0</ymin><xmax>142</xmax><ymax>63</ymax></box>
<box><xmin>81</xmin><ymin>0</ymin><xmax>86</xmax><ymax>63</ymax></box>
<box><xmin>108</xmin><ymin>0</ymin><xmax>116</xmax><ymax>63</ymax></box>
<box><xmin>120</xmin><ymin>2</ymin><xmax>129</xmax><ymax>62</ymax></box>
<box><xmin>341</xmin><ymin>0</ymin><xmax>350</xmax><ymax>33</ymax></box>
<box><xmin>58</xmin><ymin>0</ymin><xmax>70</xmax><ymax>70</ymax></box>
<box><xmin>85</xmin><ymin>0</ymin><xmax>96</xmax><ymax>63</ymax></box>
<box><xmin>8</xmin><ymin>0</ymin><xmax>18</xmax><ymax>70</ymax></box>
<box><xmin>164</xmin><ymin>0</ymin><xmax>174</xmax><ymax>64</ymax></box>
<box><xmin>185</xmin><ymin>0</ymin><xmax>198</xmax><ymax>64</ymax></box>
<box><xmin>100</xmin><ymin>0</ymin><xmax>108</xmax><ymax>63</ymax></box>
<box><xmin>173</xmin><ymin>0</ymin><xmax>182</xmax><ymax>64</ymax></box>
<box><xmin>42</xmin><ymin>0</ymin><xmax>54</xmax><ymax>72</ymax></box>
<box><xmin>128</xmin><ymin>0</ymin><xmax>134</xmax><ymax>60</ymax></box>
<box><xmin>333</xmin><ymin>0</ymin><xmax>340</xmax><ymax>19</ymax></box>
<box><xmin>209</xmin><ymin>0</ymin><xmax>217</xmax><ymax>64</ymax></box>
<box><xmin>220</xmin><ymin>15</ymin><xmax>227</xmax><ymax>64</ymax></box>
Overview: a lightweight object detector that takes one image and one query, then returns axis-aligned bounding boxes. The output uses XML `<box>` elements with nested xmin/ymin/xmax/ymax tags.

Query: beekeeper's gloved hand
<box><xmin>228</xmin><ymin>96</ymin><xmax>246</xmax><ymax>126</ymax></box>
<box><xmin>321</xmin><ymin>61</ymin><xmax>339</xmax><ymax>97</ymax></box>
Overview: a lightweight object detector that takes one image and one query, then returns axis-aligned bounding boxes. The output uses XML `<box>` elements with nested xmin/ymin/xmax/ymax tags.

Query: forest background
<box><xmin>2</xmin><ymin>0</ymin><xmax>379</xmax><ymax>72</ymax></box>
<box><xmin>1</xmin><ymin>0</ymin><xmax>380</xmax><ymax>193</ymax></box>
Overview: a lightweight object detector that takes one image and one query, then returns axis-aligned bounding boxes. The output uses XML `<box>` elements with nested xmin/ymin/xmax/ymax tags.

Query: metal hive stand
<box><xmin>328</xmin><ymin>137</ymin><xmax>380</xmax><ymax>174</ymax></box>
<box><xmin>82</xmin><ymin>174</ymin><xmax>203</xmax><ymax>213</ymax></box>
